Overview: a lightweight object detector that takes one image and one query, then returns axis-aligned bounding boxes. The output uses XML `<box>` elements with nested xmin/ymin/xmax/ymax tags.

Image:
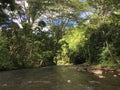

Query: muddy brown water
<box><xmin>0</xmin><ymin>66</ymin><xmax>120</xmax><ymax>90</ymax></box>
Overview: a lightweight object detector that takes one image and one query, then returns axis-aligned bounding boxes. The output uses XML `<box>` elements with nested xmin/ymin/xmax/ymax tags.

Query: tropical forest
<box><xmin>0</xmin><ymin>0</ymin><xmax>120</xmax><ymax>90</ymax></box>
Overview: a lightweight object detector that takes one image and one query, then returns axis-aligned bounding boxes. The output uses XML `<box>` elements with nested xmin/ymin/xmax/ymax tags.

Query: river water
<box><xmin>0</xmin><ymin>66</ymin><xmax>120</xmax><ymax>90</ymax></box>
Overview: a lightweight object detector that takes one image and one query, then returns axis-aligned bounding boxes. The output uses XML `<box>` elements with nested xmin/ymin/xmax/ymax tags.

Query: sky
<box><xmin>80</xmin><ymin>12</ymin><xmax>93</xmax><ymax>18</ymax></box>
<box><xmin>80</xmin><ymin>0</ymin><xmax>86</xmax><ymax>2</ymax></box>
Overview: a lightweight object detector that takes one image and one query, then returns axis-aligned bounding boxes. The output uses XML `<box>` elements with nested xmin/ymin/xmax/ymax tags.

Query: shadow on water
<box><xmin>0</xmin><ymin>66</ymin><xmax>120</xmax><ymax>90</ymax></box>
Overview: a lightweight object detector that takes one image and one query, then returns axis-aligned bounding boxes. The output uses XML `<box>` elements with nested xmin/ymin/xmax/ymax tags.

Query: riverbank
<box><xmin>0</xmin><ymin>63</ymin><xmax>120</xmax><ymax>72</ymax></box>
<box><xmin>76</xmin><ymin>64</ymin><xmax>120</xmax><ymax>78</ymax></box>
<box><xmin>77</xmin><ymin>64</ymin><xmax>120</xmax><ymax>72</ymax></box>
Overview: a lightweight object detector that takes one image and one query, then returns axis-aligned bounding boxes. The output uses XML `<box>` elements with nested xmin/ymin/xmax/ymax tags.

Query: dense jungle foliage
<box><xmin>0</xmin><ymin>0</ymin><xmax>120</xmax><ymax>70</ymax></box>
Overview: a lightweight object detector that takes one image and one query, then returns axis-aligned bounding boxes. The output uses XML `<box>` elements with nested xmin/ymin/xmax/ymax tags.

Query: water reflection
<box><xmin>0</xmin><ymin>66</ymin><xmax>120</xmax><ymax>90</ymax></box>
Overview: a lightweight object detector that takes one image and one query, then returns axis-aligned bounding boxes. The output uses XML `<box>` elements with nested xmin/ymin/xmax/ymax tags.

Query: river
<box><xmin>0</xmin><ymin>66</ymin><xmax>120</xmax><ymax>90</ymax></box>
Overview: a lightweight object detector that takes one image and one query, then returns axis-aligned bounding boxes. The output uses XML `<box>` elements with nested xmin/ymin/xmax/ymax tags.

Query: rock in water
<box><xmin>67</xmin><ymin>80</ymin><xmax>71</xmax><ymax>83</ymax></box>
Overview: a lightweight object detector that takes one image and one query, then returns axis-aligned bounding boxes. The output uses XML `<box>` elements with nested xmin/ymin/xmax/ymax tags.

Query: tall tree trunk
<box><xmin>102</xmin><ymin>30</ymin><xmax>117</xmax><ymax>63</ymax></box>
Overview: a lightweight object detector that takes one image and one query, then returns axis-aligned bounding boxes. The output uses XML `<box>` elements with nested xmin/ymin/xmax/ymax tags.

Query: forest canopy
<box><xmin>0</xmin><ymin>0</ymin><xmax>120</xmax><ymax>70</ymax></box>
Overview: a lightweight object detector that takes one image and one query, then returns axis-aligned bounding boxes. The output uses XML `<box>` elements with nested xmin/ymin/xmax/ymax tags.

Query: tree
<box><xmin>83</xmin><ymin>0</ymin><xmax>120</xmax><ymax>65</ymax></box>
